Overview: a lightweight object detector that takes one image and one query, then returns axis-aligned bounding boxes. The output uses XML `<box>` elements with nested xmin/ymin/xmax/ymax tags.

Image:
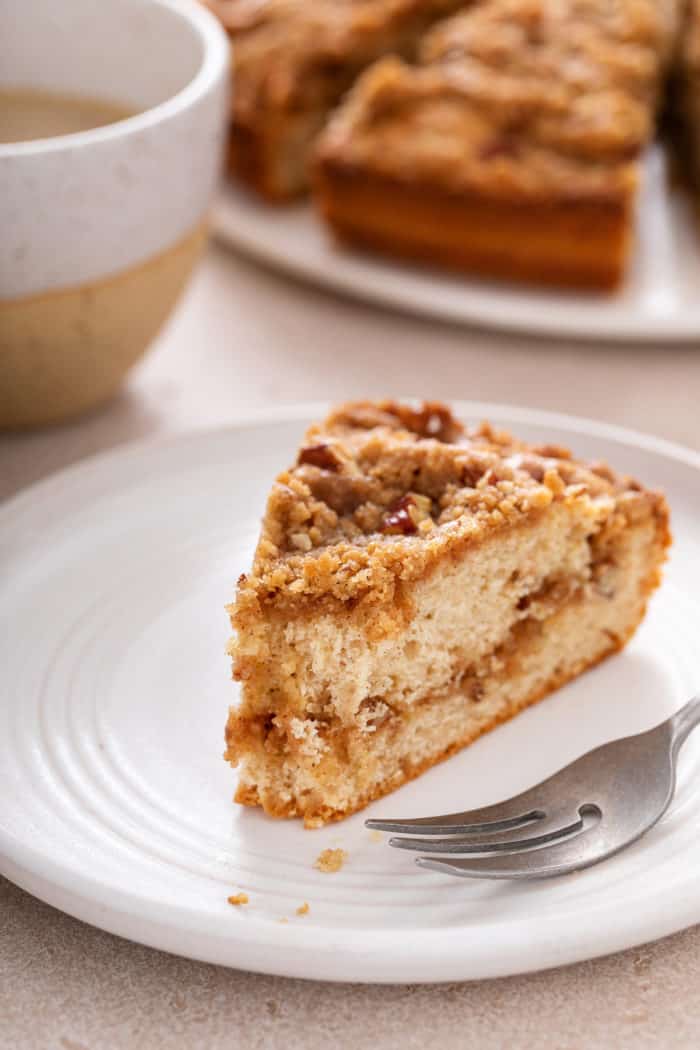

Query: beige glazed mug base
<box><xmin>0</xmin><ymin>222</ymin><xmax>207</xmax><ymax>429</ymax></box>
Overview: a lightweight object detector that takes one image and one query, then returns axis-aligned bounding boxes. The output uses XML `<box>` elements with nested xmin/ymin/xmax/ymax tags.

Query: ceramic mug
<box><xmin>0</xmin><ymin>0</ymin><xmax>230</xmax><ymax>427</ymax></box>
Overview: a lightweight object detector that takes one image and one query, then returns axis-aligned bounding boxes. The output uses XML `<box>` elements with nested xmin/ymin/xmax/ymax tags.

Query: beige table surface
<box><xmin>3</xmin><ymin>242</ymin><xmax>700</xmax><ymax>1049</ymax></box>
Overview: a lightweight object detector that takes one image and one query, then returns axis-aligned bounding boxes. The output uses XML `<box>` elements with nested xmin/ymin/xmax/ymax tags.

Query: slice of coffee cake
<box><xmin>225</xmin><ymin>401</ymin><xmax>670</xmax><ymax>826</ymax></box>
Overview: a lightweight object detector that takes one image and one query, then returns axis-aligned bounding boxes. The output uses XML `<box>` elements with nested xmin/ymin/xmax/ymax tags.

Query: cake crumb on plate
<box><xmin>315</xmin><ymin>848</ymin><xmax>347</xmax><ymax>873</ymax></box>
<box><xmin>296</xmin><ymin>902</ymin><xmax>310</xmax><ymax>916</ymax></box>
<box><xmin>227</xmin><ymin>892</ymin><xmax>249</xmax><ymax>906</ymax></box>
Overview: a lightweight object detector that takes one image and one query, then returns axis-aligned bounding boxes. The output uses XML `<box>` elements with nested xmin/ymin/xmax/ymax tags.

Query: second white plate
<box><xmin>213</xmin><ymin>148</ymin><xmax>700</xmax><ymax>341</ymax></box>
<box><xmin>2</xmin><ymin>403</ymin><xmax>700</xmax><ymax>983</ymax></box>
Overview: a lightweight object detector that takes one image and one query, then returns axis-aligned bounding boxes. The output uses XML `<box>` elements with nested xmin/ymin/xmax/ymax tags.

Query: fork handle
<box><xmin>669</xmin><ymin>696</ymin><xmax>700</xmax><ymax>755</ymax></box>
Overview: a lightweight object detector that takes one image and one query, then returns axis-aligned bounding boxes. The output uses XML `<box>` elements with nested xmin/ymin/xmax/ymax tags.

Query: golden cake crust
<box><xmin>313</xmin><ymin>162</ymin><xmax>633</xmax><ymax>288</ymax></box>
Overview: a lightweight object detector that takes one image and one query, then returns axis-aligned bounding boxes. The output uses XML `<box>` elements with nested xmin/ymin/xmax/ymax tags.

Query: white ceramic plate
<box><xmin>213</xmin><ymin>148</ymin><xmax>700</xmax><ymax>341</ymax></box>
<box><xmin>2</xmin><ymin>403</ymin><xmax>700</xmax><ymax>984</ymax></box>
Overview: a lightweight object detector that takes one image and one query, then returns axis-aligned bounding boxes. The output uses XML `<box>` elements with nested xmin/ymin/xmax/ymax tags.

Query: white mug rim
<box><xmin>0</xmin><ymin>0</ymin><xmax>229</xmax><ymax>159</ymax></box>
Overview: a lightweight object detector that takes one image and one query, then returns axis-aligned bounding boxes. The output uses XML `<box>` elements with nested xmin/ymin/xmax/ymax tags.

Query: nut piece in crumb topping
<box><xmin>227</xmin><ymin>892</ymin><xmax>249</xmax><ymax>906</ymax></box>
<box><xmin>298</xmin><ymin>443</ymin><xmax>342</xmax><ymax>471</ymax></box>
<box><xmin>381</xmin><ymin>492</ymin><xmax>433</xmax><ymax>535</ymax></box>
<box><xmin>315</xmin><ymin>848</ymin><xmax>348</xmax><ymax>873</ymax></box>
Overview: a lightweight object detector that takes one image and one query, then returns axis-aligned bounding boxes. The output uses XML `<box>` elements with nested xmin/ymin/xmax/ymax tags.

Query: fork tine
<box><xmin>416</xmin><ymin>821</ymin><xmax>612</xmax><ymax>879</ymax></box>
<box><xmin>365</xmin><ymin>792</ymin><xmax>545</xmax><ymax>836</ymax></box>
<box><xmin>388</xmin><ymin>811</ymin><xmax>583</xmax><ymax>854</ymax></box>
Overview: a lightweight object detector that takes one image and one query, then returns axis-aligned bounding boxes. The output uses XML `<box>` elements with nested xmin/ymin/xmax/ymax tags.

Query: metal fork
<box><xmin>365</xmin><ymin>697</ymin><xmax>700</xmax><ymax>880</ymax></box>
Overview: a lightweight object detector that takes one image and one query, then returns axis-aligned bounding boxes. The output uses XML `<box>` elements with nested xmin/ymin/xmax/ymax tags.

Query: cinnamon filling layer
<box><xmin>232</xmin><ymin>566</ymin><xmax>609</xmax><ymax>768</ymax></box>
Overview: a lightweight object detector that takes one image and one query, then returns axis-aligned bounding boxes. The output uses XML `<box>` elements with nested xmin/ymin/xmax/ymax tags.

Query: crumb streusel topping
<box><xmin>316</xmin><ymin>0</ymin><xmax>679</xmax><ymax>200</ymax></box>
<box><xmin>206</xmin><ymin>0</ymin><xmax>467</xmax><ymax>120</ymax></box>
<box><xmin>233</xmin><ymin>401</ymin><xmax>662</xmax><ymax>612</ymax></box>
